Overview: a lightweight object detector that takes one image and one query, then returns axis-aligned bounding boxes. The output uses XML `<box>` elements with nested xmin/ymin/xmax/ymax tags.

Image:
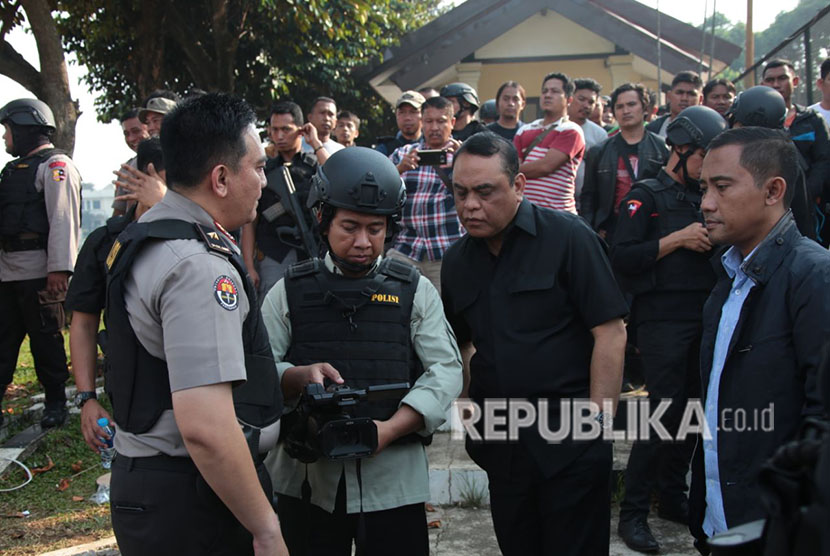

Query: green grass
<box><xmin>0</xmin><ymin>329</ymin><xmax>112</xmax><ymax>555</ymax></box>
<box><xmin>0</xmin><ymin>411</ymin><xmax>114</xmax><ymax>555</ymax></box>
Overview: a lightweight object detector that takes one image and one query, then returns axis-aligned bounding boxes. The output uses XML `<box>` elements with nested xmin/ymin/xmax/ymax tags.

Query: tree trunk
<box><xmin>20</xmin><ymin>0</ymin><xmax>80</xmax><ymax>156</ymax></box>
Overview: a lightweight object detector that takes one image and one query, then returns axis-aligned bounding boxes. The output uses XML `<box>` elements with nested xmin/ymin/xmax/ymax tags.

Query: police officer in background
<box><xmin>441</xmin><ymin>82</ymin><xmax>487</xmax><ymax>142</ymax></box>
<box><xmin>261</xmin><ymin>147</ymin><xmax>462</xmax><ymax>555</ymax></box>
<box><xmin>611</xmin><ymin>106</ymin><xmax>726</xmax><ymax>553</ymax></box>
<box><xmin>727</xmin><ymin>85</ymin><xmax>816</xmax><ymax>241</ymax></box>
<box><xmin>0</xmin><ymin>99</ymin><xmax>81</xmax><ymax>428</ymax></box>
<box><xmin>104</xmin><ymin>93</ymin><xmax>287</xmax><ymax>555</ymax></box>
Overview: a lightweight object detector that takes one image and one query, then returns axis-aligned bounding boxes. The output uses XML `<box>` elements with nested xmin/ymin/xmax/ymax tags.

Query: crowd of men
<box><xmin>2</xmin><ymin>53</ymin><xmax>830</xmax><ymax>556</ymax></box>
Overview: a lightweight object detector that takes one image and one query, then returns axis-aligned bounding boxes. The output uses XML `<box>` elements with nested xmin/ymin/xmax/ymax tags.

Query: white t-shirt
<box><xmin>808</xmin><ymin>103</ymin><xmax>830</xmax><ymax>126</ymax></box>
<box><xmin>301</xmin><ymin>137</ymin><xmax>344</xmax><ymax>155</ymax></box>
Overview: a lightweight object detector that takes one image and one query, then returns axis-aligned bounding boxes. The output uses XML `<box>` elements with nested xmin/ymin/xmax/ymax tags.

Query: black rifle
<box><xmin>262</xmin><ymin>163</ymin><xmax>321</xmax><ymax>258</ymax></box>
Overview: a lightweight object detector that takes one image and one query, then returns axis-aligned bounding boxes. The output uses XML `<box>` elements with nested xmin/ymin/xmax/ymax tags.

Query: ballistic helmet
<box><xmin>479</xmin><ymin>99</ymin><xmax>497</xmax><ymax>121</ymax></box>
<box><xmin>0</xmin><ymin>98</ymin><xmax>56</xmax><ymax>130</ymax></box>
<box><xmin>727</xmin><ymin>86</ymin><xmax>787</xmax><ymax>129</ymax></box>
<box><xmin>666</xmin><ymin>105</ymin><xmax>727</xmax><ymax>150</ymax></box>
<box><xmin>440</xmin><ymin>82</ymin><xmax>480</xmax><ymax>113</ymax></box>
<box><xmin>308</xmin><ymin>147</ymin><xmax>406</xmax><ymax>219</ymax></box>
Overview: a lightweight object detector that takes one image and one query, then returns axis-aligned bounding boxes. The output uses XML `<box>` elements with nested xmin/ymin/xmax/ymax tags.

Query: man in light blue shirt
<box><xmin>690</xmin><ymin>127</ymin><xmax>830</xmax><ymax>548</ymax></box>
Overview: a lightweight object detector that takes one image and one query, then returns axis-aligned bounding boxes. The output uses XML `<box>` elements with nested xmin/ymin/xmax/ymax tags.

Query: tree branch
<box><xmin>0</xmin><ymin>36</ymin><xmax>43</xmax><ymax>95</ymax></box>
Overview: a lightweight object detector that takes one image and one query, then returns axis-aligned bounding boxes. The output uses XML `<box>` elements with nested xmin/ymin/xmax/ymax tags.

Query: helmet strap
<box><xmin>671</xmin><ymin>148</ymin><xmax>699</xmax><ymax>189</ymax></box>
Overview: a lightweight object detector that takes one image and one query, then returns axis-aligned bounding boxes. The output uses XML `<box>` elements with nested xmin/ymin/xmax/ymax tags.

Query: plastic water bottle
<box><xmin>98</xmin><ymin>417</ymin><xmax>116</xmax><ymax>469</ymax></box>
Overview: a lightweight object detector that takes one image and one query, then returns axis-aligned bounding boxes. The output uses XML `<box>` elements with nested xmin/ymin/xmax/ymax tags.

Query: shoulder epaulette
<box><xmin>194</xmin><ymin>223</ymin><xmax>233</xmax><ymax>255</ymax></box>
<box><xmin>287</xmin><ymin>258</ymin><xmax>323</xmax><ymax>279</ymax></box>
<box><xmin>378</xmin><ymin>257</ymin><xmax>418</xmax><ymax>283</ymax></box>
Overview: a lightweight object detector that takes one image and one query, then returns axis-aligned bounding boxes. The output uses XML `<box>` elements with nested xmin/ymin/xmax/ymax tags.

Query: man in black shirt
<box><xmin>241</xmin><ymin>101</ymin><xmax>328</xmax><ymax>302</ymax></box>
<box><xmin>441</xmin><ymin>83</ymin><xmax>487</xmax><ymax>141</ymax></box>
<box><xmin>581</xmin><ymin>83</ymin><xmax>668</xmax><ymax>244</ymax></box>
<box><xmin>66</xmin><ymin>138</ymin><xmax>165</xmax><ymax>453</ymax></box>
<box><xmin>611</xmin><ymin>106</ymin><xmax>726</xmax><ymax>553</ymax></box>
<box><xmin>442</xmin><ymin>132</ymin><xmax>628</xmax><ymax>556</ymax></box>
<box><xmin>486</xmin><ymin>81</ymin><xmax>526</xmax><ymax>141</ymax></box>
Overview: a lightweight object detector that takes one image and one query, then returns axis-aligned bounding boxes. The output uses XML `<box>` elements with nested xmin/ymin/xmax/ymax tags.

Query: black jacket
<box><xmin>689</xmin><ymin>213</ymin><xmax>830</xmax><ymax>542</ymax></box>
<box><xmin>789</xmin><ymin>104</ymin><xmax>830</xmax><ymax>202</ymax></box>
<box><xmin>579</xmin><ymin>131</ymin><xmax>668</xmax><ymax>231</ymax></box>
<box><xmin>645</xmin><ymin>114</ymin><xmax>669</xmax><ymax>136</ymax></box>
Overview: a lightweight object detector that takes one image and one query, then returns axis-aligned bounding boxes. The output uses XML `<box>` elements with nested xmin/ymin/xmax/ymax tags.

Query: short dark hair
<box><xmin>541</xmin><ymin>72</ymin><xmax>574</xmax><ymax>96</ymax></box>
<box><xmin>610</xmin><ymin>83</ymin><xmax>648</xmax><ymax>111</ymax></box>
<box><xmin>161</xmin><ymin>93</ymin><xmax>256</xmax><ymax>190</ymax></box>
<box><xmin>495</xmin><ymin>81</ymin><xmax>527</xmax><ymax>102</ymax></box>
<box><xmin>337</xmin><ymin>110</ymin><xmax>360</xmax><ymax>126</ymax></box>
<box><xmin>309</xmin><ymin>96</ymin><xmax>336</xmax><ymax>113</ymax></box>
<box><xmin>703</xmin><ymin>78</ymin><xmax>736</xmax><ymax>99</ymax></box>
<box><xmin>418</xmin><ymin>87</ymin><xmax>439</xmax><ymax>97</ymax></box>
<box><xmin>763</xmin><ymin>58</ymin><xmax>796</xmax><ymax>77</ymax></box>
<box><xmin>821</xmin><ymin>58</ymin><xmax>830</xmax><ymax>80</ymax></box>
<box><xmin>143</xmin><ymin>89</ymin><xmax>181</xmax><ymax>106</ymax></box>
<box><xmin>672</xmin><ymin>71</ymin><xmax>702</xmax><ymax>90</ymax></box>
<box><xmin>423</xmin><ymin>95</ymin><xmax>454</xmax><ymax>115</ymax></box>
<box><xmin>270</xmin><ymin>101</ymin><xmax>303</xmax><ymax>126</ymax></box>
<box><xmin>136</xmin><ymin>137</ymin><xmax>164</xmax><ymax>173</ymax></box>
<box><xmin>708</xmin><ymin>127</ymin><xmax>798</xmax><ymax>208</ymax></box>
<box><xmin>119</xmin><ymin>108</ymin><xmax>140</xmax><ymax>123</ymax></box>
<box><xmin>453</xmin><ymin>131</ymin><xmax>519</xmax><ymax>183</ymax></box>
<box><xmin>573</xmin><ymin>78</ymin><xmax>602</xmax><ymax>95</ymax></box>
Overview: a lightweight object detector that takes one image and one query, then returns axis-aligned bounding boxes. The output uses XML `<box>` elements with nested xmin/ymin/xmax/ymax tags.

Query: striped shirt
<box><xmin>389</xmin><ymin>141</ymin><xmax>464</xmax><ymax>262</ymax></box>
<box><xmin>514</xmin><ymin>117</ymin><xmax>585</xmax><ymax>214</ymax></box>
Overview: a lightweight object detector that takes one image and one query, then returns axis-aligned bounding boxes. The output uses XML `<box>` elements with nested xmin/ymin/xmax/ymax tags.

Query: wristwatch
<box><xmin>595</xmin><ymin>411</ymin><xmax>613</xmax><ymax>430</ymax></box>
<box><xmin>74</xmin><ymin>391</ymin><xmax>97</xmax><ymax>409</ymax></box>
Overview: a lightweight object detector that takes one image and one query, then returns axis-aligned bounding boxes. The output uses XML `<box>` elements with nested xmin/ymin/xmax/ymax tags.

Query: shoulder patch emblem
<box><xmin>214</xmin><ymin>275</ymin><xmax>239</xmax><ymax>311</ymax></box>
<box><xmin>52</xmin><ymin>168</ymin><xmax>66</xmax><ymax>182</ymax></box>
<box><xmin>626</xmin><ymin>200</ymin><xmax>643</xmax><ymax>217</ymax></box>
<box><xmin>49</xmin><ymin>161</ymin><xmax>67</xmax><ymax>169</ymax></box>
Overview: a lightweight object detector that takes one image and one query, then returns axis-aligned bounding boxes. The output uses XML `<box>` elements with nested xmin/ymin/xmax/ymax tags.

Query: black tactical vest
<box><xmin>0</xmin><ymin>148</ymin><xmax>64</xmax><ymax>238</ymax></box>
<box><xmin>255</xmin><ymin>152</ymin><xmax>317</xmax><ymax>261</ymax></box>
<box><xmin>625</xmin><ymin>172</ymin><xmax>716</xmax><ymax>295</ymax></box>
<box><xmin>284</xmin><ymin>257</ymin><xmax>422</xmax><ymax>421</ymax></box>
<box><xmin>104</xmin><ymin>219</ymin><xmax>283</xmax><ymax>452</ymax></box>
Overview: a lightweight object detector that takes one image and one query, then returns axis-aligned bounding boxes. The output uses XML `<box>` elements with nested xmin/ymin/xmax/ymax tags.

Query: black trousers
<box><xmin>620</xmin><ymin>319</ymin><xmax>702</xmax><ymax>520</ymax></box>
<box><xmin>0</xmin><ymin>278</ymin><xmax>68</xmax><ymax>404</ymax></box>
<box><xmin>276</xmin><ymin>474</ymin><xmax>428</xmax><ymax>556</ymax></box>
<box><xmin>486</xmin><ymin>440</ymin><xmax>612</xmax><ymax>556</ymax></box>
<box><xmin>110</xmin><ymin>454</ymin><xmax>266</xmax><ymax>556</ymax></box>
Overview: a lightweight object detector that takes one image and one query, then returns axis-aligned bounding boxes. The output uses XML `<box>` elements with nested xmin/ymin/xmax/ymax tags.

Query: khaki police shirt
<box><xmin>0</xmin><ymin>150</ymin><xmax>82</xmax><ymax>281</ymax></box>
<box><xmin>261</xmin><ymin>254</ymin><xmax>463</xmax><ymax>514</ymax></box>
<box><xmin>114</xmin><ymin>189</ymin><xmax>250</xmax><ymax>457</ymax></box>
<box><xmin>111</xmin><ymin>156</ymin><xmax>138</xmax><ymax>213</ymax></box>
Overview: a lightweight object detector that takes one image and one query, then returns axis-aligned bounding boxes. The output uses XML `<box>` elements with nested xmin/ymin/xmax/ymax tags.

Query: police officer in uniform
<box><xmin>0</xmin><ymin>99</ymin><xmax>81</xmax><ymax>428</ymax></box>
<box><xmin>612</xmin><ymin>105</ymin><xmax>726</xmax><ymax>553</ymax></box>
<box><xmin>103</xmin><ymin>94</ymin><xmax>287</xmax><ymax>555</ymax></box>
<box><xmin>261</xmin><ymin>147</ymin><xmax>462</xmax><ymax>556</ymax></box>
<box><xmin>441</xmin><ymin>83</ymin><xmax>487</xmax><ymax>142</ymax></box>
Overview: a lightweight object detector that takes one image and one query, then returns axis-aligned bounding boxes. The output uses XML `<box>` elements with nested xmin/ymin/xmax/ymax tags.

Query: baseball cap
<box><xmin>138</xmin><ymin>97</ymin><xmax>178</xmax><ymax>123</ymax></box>
<box><xmin>395</xmin><ymin>91</ymin><xmax>426</xmax><ymax>110</ymax></box>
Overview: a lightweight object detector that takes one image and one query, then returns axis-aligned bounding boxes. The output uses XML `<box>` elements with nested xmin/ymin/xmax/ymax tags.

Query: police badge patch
<box><xmin>214</xmin><ymin>275</ymin><xmax>239</xmax><ymax>311</ymax></box>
